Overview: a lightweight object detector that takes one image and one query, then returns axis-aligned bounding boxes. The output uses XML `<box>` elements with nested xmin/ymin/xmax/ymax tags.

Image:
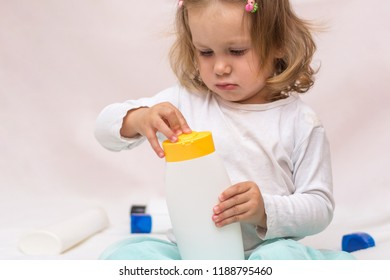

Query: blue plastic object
<box><xmin>342</xmin><ymin>232</ymin><xmax>375</xmax><ymax>252</ymax></box>
<box><xmin>131</xmin><ymin>214</ymin><xmax>152</xmax><ymax>234</ymax></box>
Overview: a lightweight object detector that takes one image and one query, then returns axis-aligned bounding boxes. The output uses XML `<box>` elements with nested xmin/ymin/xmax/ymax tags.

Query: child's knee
<box><xmin>249</xmin><ymin>239</ymin><xmax>318</xmax><ymax>260</ymax></box>
<box><xmin>99</xmin><ymin>237</ymin><xmax>181</xmax><ymax>260</ymax></box>
<box><xmin>248</xmin><ymin>239</ymin><xmax>355</xmax><ymax>260</ymax></box>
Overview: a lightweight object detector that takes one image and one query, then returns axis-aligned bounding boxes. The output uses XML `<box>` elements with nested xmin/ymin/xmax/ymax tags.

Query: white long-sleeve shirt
<box><xmin>95</xmin><ymin>85</ymin><xmax>334</xmax><ymax>253</ymax></box>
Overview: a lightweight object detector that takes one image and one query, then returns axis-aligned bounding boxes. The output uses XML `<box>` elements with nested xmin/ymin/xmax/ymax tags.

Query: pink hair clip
<box><xmin>178</xmin><ymin>0</ymin><xmax>184</xmax><ymax>8</ymax></box>
<box><xmin>245</xmin><ymin>0</ymin><xmax>258</xmax><ymax>13</ymax></box>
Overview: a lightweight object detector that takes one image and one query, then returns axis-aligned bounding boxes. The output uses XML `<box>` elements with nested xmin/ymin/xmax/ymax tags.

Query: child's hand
<box><xmin>120</xmin><ymin>102</ymin><xmax>191</xmax><ymax>158</ymax></box>
<box><xmin>212</xmin><ymin>181</ymin><xmax>267</xmax><ymax>228</ymax></box>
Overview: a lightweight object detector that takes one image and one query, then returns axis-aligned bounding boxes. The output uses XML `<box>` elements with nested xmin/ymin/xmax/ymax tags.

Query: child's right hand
<box><xmin>120</xmin><ymin>102</ymin><xmax>192</xmax><ymax>158</ymax></box>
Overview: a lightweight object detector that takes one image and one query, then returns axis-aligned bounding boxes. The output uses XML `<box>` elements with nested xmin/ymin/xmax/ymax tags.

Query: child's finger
<box><xmin>213</xmin><ymin>194</ymin><xmax>248</xmax><ymax>215</ymax></box>
<box><xmin>218</xmin><ymin>182</ymin><xmax>250</xmax><ymax>201</ymax></box>
<box><xmin>174</xmin><ymin>110</ymin><xmax>192</xmax><ymax>134</ymax></box>
<box><xmin>212</xmin><ymin>204</ymin><xmax>248</xmax><ymax>227</ymax></box>
<box><xmin>163</xmin><ymin>107</ymin><xmax>192</xmax><ymax>136</ymax></box>
<box><xmin>144</xmin><ymin>129</ymin><xmax>166</xmax><ymax>158</ymax></box>
<box><xmin>152</xmin><ymin>116</ymin><xmax>178</xmax><ymax>143</ymax></box>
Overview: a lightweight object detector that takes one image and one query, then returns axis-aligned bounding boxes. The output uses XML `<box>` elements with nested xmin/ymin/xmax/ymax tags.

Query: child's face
<box><xmin>188</xmin><ymin>3</ymin><xmax>274</xmax><ymax>104</ymax></box>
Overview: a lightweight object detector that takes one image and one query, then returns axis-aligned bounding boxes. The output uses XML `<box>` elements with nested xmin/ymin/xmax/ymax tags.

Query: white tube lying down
<box><xmin>18</xmin><ymin>207</ymin><xmax>109</xmax><ymax>255</ymax></box>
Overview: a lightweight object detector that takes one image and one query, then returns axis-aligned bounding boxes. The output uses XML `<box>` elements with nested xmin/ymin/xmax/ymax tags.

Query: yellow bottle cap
<box><xmin>162</xmin><ymin>131</ymin><xmax>215</xmax><ymax>162</ymax></box>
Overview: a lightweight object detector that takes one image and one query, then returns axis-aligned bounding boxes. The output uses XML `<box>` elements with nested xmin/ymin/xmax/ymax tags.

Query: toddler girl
<box><xmin>95</xmin><ymin>0</ymin><xmax>354</xmax><ymax>260</ymax></box>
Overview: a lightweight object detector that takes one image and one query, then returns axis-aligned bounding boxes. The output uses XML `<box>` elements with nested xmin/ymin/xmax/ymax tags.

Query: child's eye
<box><xmin>230</xmin><ymin>49</ymin><xmax>247</xmax><ymax>56</ymax></box>
<box><xmin>199</xmin><ymin>50</ymin><xmax>214</xmax><ymax>57</ymax></box>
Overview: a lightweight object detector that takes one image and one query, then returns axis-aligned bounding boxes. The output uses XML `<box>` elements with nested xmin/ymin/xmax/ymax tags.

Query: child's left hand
<box><xmin>212</xmin><ymin>181</ymin><xmax>267</xmax><ymax>228</ymax></box>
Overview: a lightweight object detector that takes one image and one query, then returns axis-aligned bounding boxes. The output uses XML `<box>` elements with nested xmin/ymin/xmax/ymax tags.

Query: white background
<box><xmin>1</xmin><ymin>0</ymin><xmax>389</xmax><ymax>259</ymax></box>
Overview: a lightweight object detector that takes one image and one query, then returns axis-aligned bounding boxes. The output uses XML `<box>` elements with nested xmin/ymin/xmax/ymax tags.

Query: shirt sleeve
<box><xmin>94</xmin><ymin>86</ymin><xmax>181</xmax><ymax>151</ymax></box>
<box><xmin>259</xmin><ymin>125</ymin><xmax>335</xmax><ymax>240</ymax></box>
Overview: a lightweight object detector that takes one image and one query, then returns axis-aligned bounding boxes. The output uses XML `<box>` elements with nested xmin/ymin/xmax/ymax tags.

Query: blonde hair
<box><xmin>169</xmin><ymin>0</ymin><xmax>317</xmax><ymax>101</ymax></box>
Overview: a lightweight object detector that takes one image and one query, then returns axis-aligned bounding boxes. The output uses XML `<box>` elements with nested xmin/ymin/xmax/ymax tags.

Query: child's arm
<box><xmin>212</xmin><ymin>126</ymin><xmax>334</xmax><ymax>240</ymax></box>
<box><xmin>120</xmin><ymin>102</ymin><xmax>191</xmax><ymax>158</ymax></box>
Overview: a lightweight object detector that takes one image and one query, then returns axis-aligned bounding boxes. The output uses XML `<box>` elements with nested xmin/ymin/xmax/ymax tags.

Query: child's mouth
<box><xmin>216</xmin><ymin>83</ymin><xmax>238</xmax><ymax>90</ymax></box>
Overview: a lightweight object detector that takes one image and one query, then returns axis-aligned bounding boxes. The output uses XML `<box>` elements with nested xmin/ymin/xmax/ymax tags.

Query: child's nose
<box><xmin>214</xmin><ymin>59</ymin><xmax>232</xmax><ymax>76</ymax></box>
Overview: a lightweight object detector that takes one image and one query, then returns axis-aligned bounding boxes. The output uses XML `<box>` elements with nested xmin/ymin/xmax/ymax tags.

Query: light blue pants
<box><xmin>99</xmin><ymin>236</ymin><xmax>355</xmax><ymax>260</ymax></box>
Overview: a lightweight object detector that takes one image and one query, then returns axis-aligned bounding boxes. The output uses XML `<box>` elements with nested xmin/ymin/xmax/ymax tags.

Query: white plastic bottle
<box><xmin>162</xmin><ymin>131</ymin><xmax>244</xmax><ymax>260</ymax></box>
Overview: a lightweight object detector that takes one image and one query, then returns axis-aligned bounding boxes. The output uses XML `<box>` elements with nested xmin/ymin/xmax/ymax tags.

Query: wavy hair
<box><xmin>169</xmin><ymin>0</ymin><xmax>317</xmax><ymax>101</ymax></box>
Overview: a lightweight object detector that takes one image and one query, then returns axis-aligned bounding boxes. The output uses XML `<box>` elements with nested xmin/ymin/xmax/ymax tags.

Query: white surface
<box><xmin>1</xmin><ymin>0</ymin><xmax>389</xmax><ymax>259</ymax></box>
